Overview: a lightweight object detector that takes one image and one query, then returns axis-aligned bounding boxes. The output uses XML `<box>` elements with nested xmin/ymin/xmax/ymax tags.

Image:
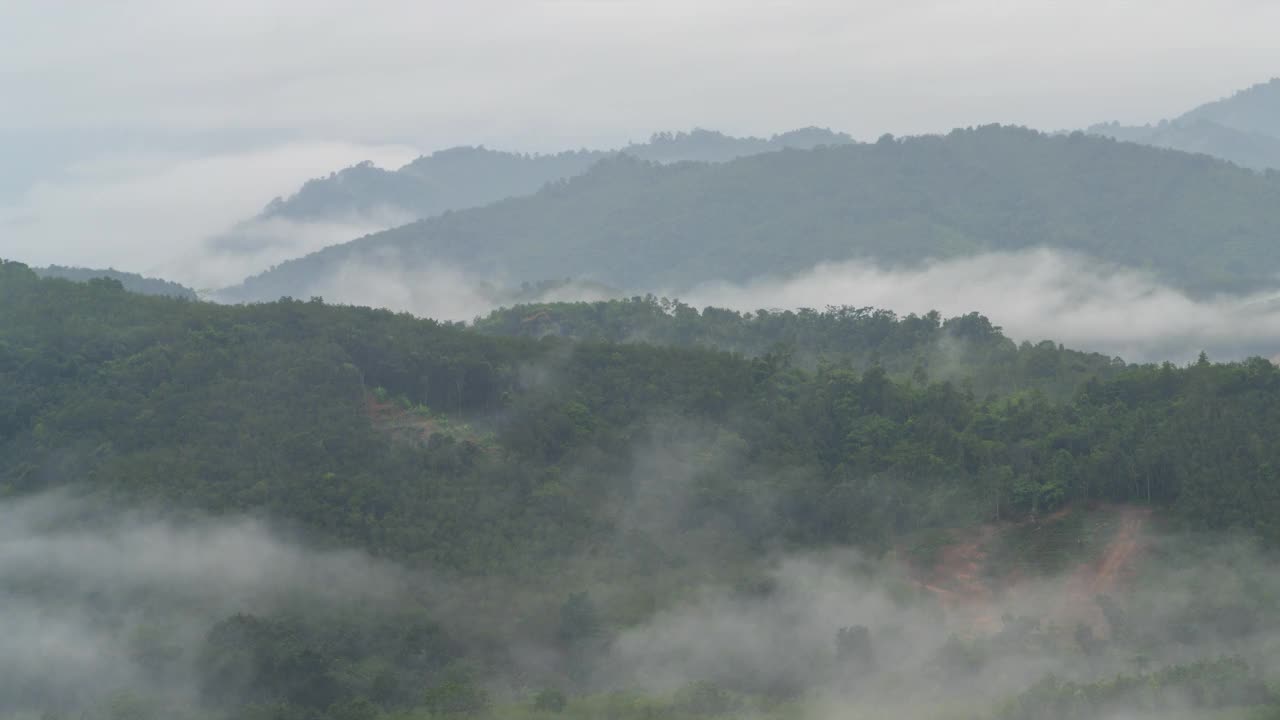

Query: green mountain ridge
<box><xmin>222</xmin><ymin>124</ymin><xmax>1280</xmax><ymax>303</ymax></box>
<box><xmin>209</xmin><ymin>127</ymin><xmax>856</xmax><ymax>255</ymax></box>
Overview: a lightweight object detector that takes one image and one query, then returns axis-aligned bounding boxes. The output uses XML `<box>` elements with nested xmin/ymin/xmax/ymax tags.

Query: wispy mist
<box><xmin>0</xmin><ymin>492</ymin><xmax>404</xmax><ymax>714</ymax></box>
<box><xmin>0</xmin><ymin>141</ymin><xmax>416</xmax><ymax>290</ymax></box>
<box><xmin>601</xmin><ymin>526</ymin><xmax>1280</xmax><ymax>717</ymax></box>
<box><xmin>258</xmin><ymin>248</ymin><xmax>1280</xmax><ymax>363</ymax></box>
<box><xmin>247</xmin><ymin>251</ymin><xmax>616</xmax><ymax>322</ymax></box>
<box><xmin>2</xmin><ymin>470</ymin><xmax>1278</xmax><ymax>717</ymax></box>
<box><xmin>685</xmin><ymin>249</ymin><xmax>1280</xmax><ymax>363</ymax></box>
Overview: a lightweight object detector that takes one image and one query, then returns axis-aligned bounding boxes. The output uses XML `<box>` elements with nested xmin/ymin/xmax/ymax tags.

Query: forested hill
<box><xmin>11</xmin><ymin>259</ymin><xmax>1280</xmax><ymax>718</ymax></box>
<box><xmin>33</xmin><ymin>265</ymin><xmax>198</xmax><ymax>300</ymax></box>
<box><xmin>8</xmin><ymin>257</ymin><xmax>1280</xmax><ymax>564</ymax></box>
<box><xmin>223</xmin><ymin>125</ymin><xmax>1280</xmax><ymax>304</ymax></box>
<box><xmin>217</xmin><ymin>127</ymin><xmax>854</xmax><ymax>236</ymax></box>
<box><xmin>475</xmin><ymin>297</ymin><xmax>1125</xmax><ymax>399</ymax></box>
<box><xmin>1089</xmin><ymin>77</ymin><xmax>1280</xmax><ymax>171</ymax></box>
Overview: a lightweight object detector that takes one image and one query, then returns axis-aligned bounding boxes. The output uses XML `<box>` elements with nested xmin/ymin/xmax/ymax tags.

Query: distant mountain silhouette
<box><xmin>1090</xmin><ymin>78</ymin><xmax>1280</xmax><ymax>171</ymax></box>
<box><xmin>223</xmin><ymin>125</ymin><xmax>1280</xmax><ymax>303</ymax></box>
<box><xmin>210</xmin><ymin>127</ymin><xmax>856</xmax><ymax>254</ymax></box>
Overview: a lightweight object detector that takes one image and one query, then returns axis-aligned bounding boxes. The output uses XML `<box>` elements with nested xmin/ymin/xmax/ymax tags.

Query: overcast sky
<box><xmin>2</xmin><ymin>0</ymin><xmax>1279</xmax><ymax>279</ymax></box>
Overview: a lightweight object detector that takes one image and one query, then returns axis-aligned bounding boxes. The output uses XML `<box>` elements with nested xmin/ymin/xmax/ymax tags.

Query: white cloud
<box><xmin>247</xmin><ymin>248</ymin><xmax>1280</xmax><ymax>363</ymax></box>
<box><xmin>684</xmin><ymin>250</ymin><xmax>1280</xmax><ymax>363</ymax></box>
<box><xmin>0</xmin><ymin>141</ymin><xmax>417</xmax><ymax>289</ymax></box>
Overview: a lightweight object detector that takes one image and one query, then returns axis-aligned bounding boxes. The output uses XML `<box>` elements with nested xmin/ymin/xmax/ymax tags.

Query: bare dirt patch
<box><xmin>907</xmin><ymin>505</ymin><xmax>1151</xmax><ymax>636</ymax></box>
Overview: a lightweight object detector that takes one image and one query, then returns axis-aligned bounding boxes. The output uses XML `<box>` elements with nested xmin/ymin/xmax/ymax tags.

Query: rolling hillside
<box><xmin>224</xmin><ymin>125</ymin><xmax>1280</xmax><ymax>303</ymax></box>
<box><xmin>210</xmin><ymin>127</ymin><xmax>856</xmax><ymax>254</ymax></box>
<box><xmin>8</xmin><ymin>260</ymin><xmax>1280</xmax><ymax>719</ymax></box>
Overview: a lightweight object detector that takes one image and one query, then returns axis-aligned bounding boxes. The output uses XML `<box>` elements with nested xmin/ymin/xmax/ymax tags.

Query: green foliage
<box><xmin>10</xmin><ymin>262</ymin><xmax>1280</xmax><ymax>719</ymax></box>
<box><xmin>105</xmin><ymin>692</ymin><xmax>159</xmax><ymax>720</ymax></box>
<box><xmin>476</xmin><ymin>298</ymin><xmax>1124</xmax><ymax>400</ymax></box>
<box><xmin>986</xmin><ymin>508</ymin><xmax>1092</xmax><ymax>576</ymax></box>
<box><xmin>934</xmin><ymin>635</ymin><xmax>986</xmax><ymax>680</ymax></box>
<box><xmin>1000</xmin><ymin>657</ymin><xmax>1273</xmax><ymax>719</ymax></box>
<box><xmin>531</xmin><ymin>689</ymin><xmax>567</xmax><ymax>713</ymax></box>
<box><xmin>13</xmin><ymin>264</ymin><xmax>1280</xmax><ymax>565</ymax></box>
<box><xmin>834</xmin><ymin>625</ymin><xmax>876</xmax><ymax>674</ymax></box>
<box><xmin>905</xmin><ymin>528</ymin><xmax>954</xmax><ymax>569</ymax></box>
<box><xmin>422</xmin><ymin>668</ymin><xmax>490</xmax><ymax>716</ymax></box>
<box><xmin>672</xmin><ymin>682</ymin><xmax>737</xmax><ymax>716</ymax></box>
<box><xmin>33</xmin><ymin>265</ymin><xmax>199</xmax><ymax>300</ymax></box>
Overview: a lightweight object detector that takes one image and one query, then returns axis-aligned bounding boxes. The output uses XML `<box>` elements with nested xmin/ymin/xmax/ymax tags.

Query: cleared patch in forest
<box><xmin>902</xmin><ymin>505</ymin><xmax>1152</xmax><ymax>636</ymax></box>
<box><xmin>363</xmin><ymin>388</ymin><xmax>497</xmax><ymax>449</ymax></box>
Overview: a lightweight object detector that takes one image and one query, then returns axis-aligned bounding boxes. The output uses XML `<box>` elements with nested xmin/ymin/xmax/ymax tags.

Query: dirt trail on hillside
<box><xmin>1061</xmin><ymin>506</ymin><xmax>1151</xmax><ymax>635</ymax></box>
<box><xmin>912</xmin><ymin>506</ymin><xmax>1151</xmax><ymax>636</ymax></box>
<box><xmin>1090</xmin><ymin>508</ymin><xmax>1149</xmax><ymax>595</ymax></box>
<box><xmin>920</xmin><ymin>526</ymin><xmax>1000</xmax><ymax>632</ymax></box>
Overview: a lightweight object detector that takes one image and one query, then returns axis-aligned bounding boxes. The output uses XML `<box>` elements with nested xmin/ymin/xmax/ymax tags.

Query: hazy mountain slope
<box><xmin>244</xmin><ymin>148</ymin><xmax>604</xmax><ymax>226</ymax></box>
<box><xmin>1089</xmin><ymin>78</ymin><xmax>1280</xmax><ymax>170</ymax></box>
<box><xmin>224</xmin><ymin>125</ymin><xmax>1280</xmax><ymax>302</ymax></box>
<box><xmin>213</xmin><ymin>127</ymin><xmax>856</xmax><ymax>249</ymax></box>
<box><xmin>624</xmin><ymin>126</ymin><xmax>854</xmax><ymax>163</ymax></box>
<box><xmin>33</xmin><ymin>265</ymin><xmax>199</xmax><ymax>300</ymax></box>
<box><xmin>1089</xmin><ymin>117</ymin><xmax>1280</xmax><ymax>171</ymax></box>
<box><xmin>1179</xmin><ymin>77</ymin><xmax>1280</xmax><ymax>137</ymax></box>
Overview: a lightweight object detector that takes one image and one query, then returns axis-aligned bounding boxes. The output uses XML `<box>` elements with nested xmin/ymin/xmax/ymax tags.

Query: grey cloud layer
<box><xmin>5</xmin><ymin>1</ymin><xmax>1280</xmax><ymax>147</ymax></box>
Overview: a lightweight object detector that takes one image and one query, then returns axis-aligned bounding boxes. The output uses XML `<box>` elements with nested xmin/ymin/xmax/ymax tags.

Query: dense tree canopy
<box><xmin>8</xmin><ymin>259</ymin><xmax>1280</xmax><ymax>563</ymax></box>
<box><xmin>475</xmin><ymin>297</ymin><xmax>1125</xmax><ymax>400</ymax></box>
<box><xmin>8</xmin><ymin>260</ymin><xmax>1280</xmax><ymax>720</ymax></box>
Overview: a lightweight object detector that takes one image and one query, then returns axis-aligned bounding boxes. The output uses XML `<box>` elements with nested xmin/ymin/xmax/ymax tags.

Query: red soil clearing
<box><xmin>364</xmin><ymin>393</ymin><xmax>439</xmax><ymax>443</ymax></box>
<box><xmin>910</xmin><ymin>505</ymin><xmax>1151</xmax><ymax>636</ymax></box>
<box><xmin>1060</xmin><ymin>506</ymin><xmax>1151</xmax><ymax>635</ymax></box>
<box><xmin>918</xmin><ymin>525</ymin><xmax>1001</xmax><ymax>632</ymax></box>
